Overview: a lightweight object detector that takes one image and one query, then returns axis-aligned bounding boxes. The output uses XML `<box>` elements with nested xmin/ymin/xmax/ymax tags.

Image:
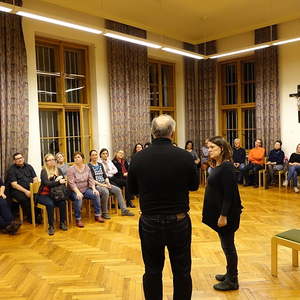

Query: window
<box><xmin>36</xmin><ymin>38</ymin><xmax>91</xmax><ymax>162</ymax></box>
<box><xmin>219</xmin><ymin>57</ymin><xmax>256</xmax><ymax>149</ymax></box>
<box><xmin>149</xmin><ymin>59</ymin><xmax>176</xmax><ymax>124</ymax></box>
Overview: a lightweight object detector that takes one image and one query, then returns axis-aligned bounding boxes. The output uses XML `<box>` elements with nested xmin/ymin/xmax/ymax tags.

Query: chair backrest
<box><xmin>30</xmin><ymin>181</ymin><xmax>41</xmax><ymax>194</ymax></box>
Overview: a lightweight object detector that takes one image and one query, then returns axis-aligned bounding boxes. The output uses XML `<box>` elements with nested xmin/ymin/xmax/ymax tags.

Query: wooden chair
<box><xmin>108</xmin><ymin>195</ymin><xmax>118</xmax><ymax>215</ymax></box>
<box><xmin>30</xmin><ymin>182</ymin><xmax>69</xmax><ymax>232</ymax></box>
<box><xmin>271</xmin><ymin>229</ymin><xmax>300</xmax><ymax>277</ymax></box>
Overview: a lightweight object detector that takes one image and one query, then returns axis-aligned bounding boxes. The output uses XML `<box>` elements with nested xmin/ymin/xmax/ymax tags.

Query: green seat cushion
<box><xmin>276</xmin><ymin>229</ymin><xmax>300</xmax><ymax>243</ymax></box>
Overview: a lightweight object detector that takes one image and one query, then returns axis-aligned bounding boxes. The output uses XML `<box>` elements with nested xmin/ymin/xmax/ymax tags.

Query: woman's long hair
<box><xmin>208</xmin><ymin>136</ymin><xmax>233</xmax><ymax>167</ymax></box>
<box><xmin>43</xmin><ymin>153</ymin><xmax>59</xmax><ymax>178</ymax></box>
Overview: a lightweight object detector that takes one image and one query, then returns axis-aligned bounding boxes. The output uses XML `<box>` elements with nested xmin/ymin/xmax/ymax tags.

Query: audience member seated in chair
<box><xmin>200</xmin><ymin>138</ymin><xmax>210</xmax><ymax>171</ymax></box>
<box><xmin>6</xmin><ymin>152</ymin><xmax>38</xmax><ymax>223</ymax></box>
<box><xmin>185</xmin><ymin>140</ymin><xmax>201</xmax><ymax>167</ymax></box>
<box><xmin>88</xmin><ymin>150</ymin><xmax>110</xmax><ymax>219</ymax></box>
<box><xmin>55</xmin><ymin>152</ymin><xmax>69</xmax><ymax>177</ymax></box>
<box><xmin>36</xmin><ymin>153</ymin><xmax>68</xmax><ymax>235</ymax></box>
<box><xmin>67</xmin><ymin>152</ymin><xmax>104</xmax><ymax>227</ymax></box>
<box><xmin>265</xmin><ymin>140</ymin><xmax>285</xmax><ymax>189</ymax></box>
<box><xmin>111</xmin><ymin>150</ymin><xmax>135</xmax><ymax>208</ymax></box>
<box><xmin>0</xmin><ymin>177</ymin><xmax>21</xmax><ymax>235</ymax></box>
<box><xmin>283</xmin><ymin>143</ymin><xmax>300</xmax><ymax>193</ymax></box>
<box><xmin>232</xmin><ymin>138</ymin><xmax>246</xmax><ymax>183</ymax></box>
<box><xmin>99</xmin><ymin>148</ymin><xmax>134</xmax><ymax>216</ymax></box>
<box><xmin>241</xmin><ymin>139</ymin><xmax>265</xmax><ymax>187</ymax></box>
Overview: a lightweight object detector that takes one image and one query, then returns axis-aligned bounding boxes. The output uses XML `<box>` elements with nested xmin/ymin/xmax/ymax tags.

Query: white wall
<box><xmin>22</xmin><ymin>0</ymin><xmax>111</xmax><ymax>175</ymax></box>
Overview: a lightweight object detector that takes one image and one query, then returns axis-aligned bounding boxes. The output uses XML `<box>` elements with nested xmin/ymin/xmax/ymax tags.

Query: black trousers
<box><xmin>139</xmin><ymin>214</ymin><xmax>192</xmax><ymax>300</ymax></box>
<box><xmin>241</xmin><ymin>163</ymin><xmax>263</xmax><ymax>185</ymax></box>
<box><xmin>0</xmin><ymin>197</ymin><xmax>13</xmax><ymax>228</ymax></box>
<box><xmin>218</xmin><ymin>231</ymin><xmax>238</xmax><ymax>281</ymax></box>
<box><xmin>110</xmin><ymin>176</ymin><xmax>133</xmax><ymax>201</ymax></box>
<box><xmin>10</xmin><ymin>189</ymin><xmax>32</xmax><ymax>221</ymax></box>
<box><xmin>36</xmin><ymin>195</ymin><xmax>66</xmax><ymax>227</ymax></box>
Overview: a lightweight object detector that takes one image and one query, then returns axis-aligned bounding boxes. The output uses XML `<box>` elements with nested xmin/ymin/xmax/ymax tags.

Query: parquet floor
<box><xmin>1</xmin><ymin>186</ymin><xmax>300</xmax><ymax>300</ymax></box>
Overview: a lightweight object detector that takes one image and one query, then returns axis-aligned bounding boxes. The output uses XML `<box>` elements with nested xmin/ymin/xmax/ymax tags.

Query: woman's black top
<box><xmin>202</xmin><ymin>161</ymin><xmax>243</xmax><ymax>233</ymax></box>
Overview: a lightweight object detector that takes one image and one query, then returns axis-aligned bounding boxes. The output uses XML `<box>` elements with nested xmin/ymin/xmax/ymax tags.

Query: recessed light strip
<box><xmin>210</xmin><ymin>44</ymin><xmax>270</xmax><ymax>59</ymax></box>
<box><xmin>162</xmin><ymin>47</ymin><xmax>204</xmax><ymax>59</ymax></box>
<box><xmin>16</xmin><ymin>11</ymin><xmax>102</xmax><ymax>34</ymax></box>
<box><xmin>272</xmin><ymin>37</ymin><xmax>300</xmax><ymax>46</ymax></box>
<box><xmin>0</xmin><ymin>5</ymin><xmax>12</xmax><ymax>12</ymax></box>
<box><xmin>104</xmin><ymin>32</ymin><xmax>162</xmax><ymax>49</ymax></box>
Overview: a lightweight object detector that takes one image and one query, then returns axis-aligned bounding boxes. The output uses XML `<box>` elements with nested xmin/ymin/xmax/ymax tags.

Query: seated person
<box><xmin>88</xmin><ymin>150</ymin><xmax>110</xmax><ymax>219</ymax></box>
<box><xmin>112</xmin><ymin>150</ymin><xmax>135</xmax><ymax>208</ymax></box>
<box><xmin>0</xmin><ymin>177</ymin><xmax>21</xmax><ymax>235</ymax></box>
<box><xmin>99</xmin><ymin>148</ymin><xmax>134</xmax><ymax>216</ymax></box>
<box><xmin>185</xmin><ymin>140</ymin><xmax>200</xmax><ymax>167</ymax></box>
<box><xmin>55</xmin><ymin>152</ymin><xmax>69</xmax><ymax>177</ymax></box>
<box><xmin>36</xmin><ymin>153</ymin><xmax>68</xmax><ymax>235</ymax></box>
<box><xmin>232</xmin><ymin>138</ymin><xmax>246</xmax><ymax>183</ymax></box>
<box><xmin>67</xmin><ymin>152</ymin><xmax>104</xmax><ymax>227</ymax></box>
<box><xmin>241</xmin><ymin>139</ymin><xmax>265</xmax><ymax>187</ymax></box>
<box><xmin>6</xmin><ymin>153</ymin><xmax>38</xmax><ymax>223</ymax></box>
<box><xmin>200</xmin><ymin>139</ymin><xmax>209</xmax><ymax>170</ymax></box>
<box><xmin>265</xmin><ymin>140</ymin><xmax>284</xmax><ymax>188</ymax></box>
<box><xmin>283</xmin><ymin>143</ymin><xmax>300</xmax><ymax>193</ymax></box>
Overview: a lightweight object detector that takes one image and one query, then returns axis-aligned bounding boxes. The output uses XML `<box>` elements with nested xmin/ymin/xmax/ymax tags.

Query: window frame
<box><xmin>36</xmin><ymin>37</ymin><xmax>92</xmax><ymax>163</ymax></box>
<box><xmin>218</xmin><ymin>56</ymin><xmax>256</xmax><ymax>149</ymax></box>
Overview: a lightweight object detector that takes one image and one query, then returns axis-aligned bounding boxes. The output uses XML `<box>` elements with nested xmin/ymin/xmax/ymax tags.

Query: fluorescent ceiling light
<box><xmin>104</xmin><ymin>32</ymin><xmax>161</xmax><ymax>49</ymax></box>
<box><xmin>273</xmin><ymin>37</ymin><xmax>300</xmax><ymax>46</ymax></box>
<box><xmin>16</xmin><ymin>11</ymin><xmax>102</xmax><ymax>34</ymax></box>
<box><xmin>0</xmin><ymin>5</ymin><xmax>12</xmax><ymax>12</ymax></box>
<box><xmin>162</xmin><ymin>47</ymin><xmax>204</xmax><ymax>59</ymax></box>
<box><xmin>210</xmin><ymin>44</ymin><xmax>270</xmax><ymax>59</ymax></box>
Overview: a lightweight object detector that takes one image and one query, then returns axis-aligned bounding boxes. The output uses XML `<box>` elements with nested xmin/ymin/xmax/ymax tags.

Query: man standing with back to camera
<box><xmin>128</xmin><ymin>114</ymin><xmax>199</xmax><ymax>300</ymax></box>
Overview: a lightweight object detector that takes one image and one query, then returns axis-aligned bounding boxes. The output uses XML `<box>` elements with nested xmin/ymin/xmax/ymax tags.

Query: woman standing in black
<box><xmin>202</xmin><ymin>136</ymin><xmax>243</xmax><ymax>291</ymax></box>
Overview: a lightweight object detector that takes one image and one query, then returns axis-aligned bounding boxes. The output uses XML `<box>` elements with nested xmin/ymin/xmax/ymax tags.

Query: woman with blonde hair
<box><xmin>36</xmin><ymin>153</ymin><xmax>68</xmax><ymax>235</ymax></box>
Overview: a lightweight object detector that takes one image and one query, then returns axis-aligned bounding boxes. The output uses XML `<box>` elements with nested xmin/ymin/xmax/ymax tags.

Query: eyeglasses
<box><xmin>46</xmin><ymin>158</ymin><xmax>55</xmax><ymax>162</ymax></box>
<box><xmin>14</xmin><ymin>157</ymin><xmax>23</xmax><ymax>161</ymax></box>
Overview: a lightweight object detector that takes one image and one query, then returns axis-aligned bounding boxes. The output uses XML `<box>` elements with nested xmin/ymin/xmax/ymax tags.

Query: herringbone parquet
<box><xmin>1</xmin><ymin>186</ymin><xmax>300</xmax><ymax>300</ymax></box>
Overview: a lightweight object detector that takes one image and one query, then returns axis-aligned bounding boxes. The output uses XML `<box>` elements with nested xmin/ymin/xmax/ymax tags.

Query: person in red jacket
<box><xmin>241</xmin><ymin>139</ymin><xmax>265</xmax><ymax>187</ymax></box>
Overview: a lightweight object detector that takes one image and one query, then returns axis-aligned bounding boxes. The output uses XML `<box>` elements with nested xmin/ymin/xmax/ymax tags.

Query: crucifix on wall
<box><xmin>289</xmin><ymin>84</ymin><xmax>300</xmax><ymax>123</ymax></box>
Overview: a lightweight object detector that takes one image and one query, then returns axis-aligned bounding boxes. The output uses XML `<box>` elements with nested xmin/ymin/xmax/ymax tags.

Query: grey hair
<box><xmin>151</xmin><ymin>114</ymin><xmax>176</xmax><ymax>138</ymax></box>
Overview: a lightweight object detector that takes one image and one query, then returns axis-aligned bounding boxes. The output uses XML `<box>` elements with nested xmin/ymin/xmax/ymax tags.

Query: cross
<box><xmin>289</xmin><ymin>85</ymin><xmax>300</xmax><ymax>123</ymax></box>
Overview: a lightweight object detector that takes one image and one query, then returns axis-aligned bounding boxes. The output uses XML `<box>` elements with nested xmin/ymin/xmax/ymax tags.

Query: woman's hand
<box><xmin>0</xmin><ymin>193</ymin><xmax>6</xmax><ymax>199</ymax></box>
<box><xmin>217</xmin><ymin>215</ymin><xmax>227</xmax><ymax>227</ymax></box>
<box><xmin>76</xmin><ymin>192</ymin><xmax>83</xmax><ymax>201</ymax></box>
<box><xmin>92</xmin><ymin>189</ymin><xmax>99</xmax><ymax>196</ymax></box>
<box><xmin>59</xmin><ymin>178</ymin><xmax>67</xmax><ymax>184</ymax></box>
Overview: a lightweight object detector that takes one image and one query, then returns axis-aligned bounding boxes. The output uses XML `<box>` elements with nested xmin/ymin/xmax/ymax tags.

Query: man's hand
<box><xmin>24</xmin><ymin>190</ymin><xmax>31</xmax><ymax>198</ymax></box>
<box><xmin>217</xmin><ymin>215</ymin><xmax>227</xmax><ymax>227</ymax></box>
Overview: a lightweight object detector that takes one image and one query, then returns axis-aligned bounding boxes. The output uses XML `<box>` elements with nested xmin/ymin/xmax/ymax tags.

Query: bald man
<box><xmin>128</xmin><ymin>114</ymin><xmax>199</xmax><ymax>300</ymax></box>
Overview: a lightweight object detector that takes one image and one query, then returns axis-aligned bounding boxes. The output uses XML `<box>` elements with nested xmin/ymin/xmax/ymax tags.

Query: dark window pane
<box><xmin>65</xmin><ymin>111</ymin><xmax>81</xmax><ymax>162</ymax></box>
<box><xmin>65</xmin><ymin>78</ymin><xmax>85</xmax><ymax>103</ymax></box>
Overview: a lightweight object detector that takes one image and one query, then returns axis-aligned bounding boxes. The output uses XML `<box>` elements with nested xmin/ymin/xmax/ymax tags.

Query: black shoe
<box><xmin>215</xmin><ymin>274</ymin><xmax>226</xmax><ymax>281</ymax></box>
<box><xmin>121</xmin><ymin>209</ymin><xmax>134</xmax><ymax>216</ymax></box>
<box><xmin>126</xmin><ymin>200</ymin><xmax>135</xmax><ymax>208</ymax></box>
<box><xmin>253</xmin><ymin>184</ymin><xmax>259</xmax><ymax>188</ymax></box>
<box><xmin>48</xmin><ymin>226</ymin><xmax>55</xmax><ymax>235</ymax></box>
<box><xmin>213</xmin><ymin>278</ymin><xmax>239</xmax><ymax>291</ymax></box>
<box><xmin>5</xmin><ymin>222</ymin><xmax>21</xmax><ymax>235</ymax></box>
<box><xmin>60</xmin><ymin>222</ymin><xmax>68</xmax><ymax>231</ymax></box>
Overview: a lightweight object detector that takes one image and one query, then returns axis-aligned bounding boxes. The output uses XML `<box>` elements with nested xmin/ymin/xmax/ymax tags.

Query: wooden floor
<box><xmin>1</xmin><ymin>186</ymin><xmax>300</xmax><ymax>300</ymax></box>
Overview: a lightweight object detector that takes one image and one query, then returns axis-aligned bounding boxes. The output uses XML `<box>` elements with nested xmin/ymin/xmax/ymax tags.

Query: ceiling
<box><xmin>41</xmin><ymin>0</ymin><xmax>300</xmax><ymax>44</ymax></box>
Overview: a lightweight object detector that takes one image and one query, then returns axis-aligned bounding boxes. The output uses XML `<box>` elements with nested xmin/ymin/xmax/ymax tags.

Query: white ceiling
<box><xmin>41</xmin><ymin>0</ymin><xmax>300</xmax><ymax>44</ymax></box>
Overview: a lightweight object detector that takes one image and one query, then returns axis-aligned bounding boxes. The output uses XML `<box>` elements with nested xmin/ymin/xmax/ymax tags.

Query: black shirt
<box><xmin>289</xmin><ymin>153</ymin><xmax>300</xmax><ymax>163</ymax></box>
<box><xmin>202</xmin><ymin>162</ymin><xmax>243</xmax><ymax>233</ymax></box>
<box><xmin>232</xmin><ymin>147</ymin><xmax>246</xmax><ymax>164</ymax></box>
<box><xmin>6</xmin><ymin>163</ymin><xmax>37</xmax><ymax>190</ymax></box>
<box><xmin>268</xmin><ymin>149</ymin><xmax>284</xmax><ymax>164</ymax></box>
<box><xmin>128</xmin><ymin>138</ymin><xmax>199</xmax><ymax>215</ymax></box>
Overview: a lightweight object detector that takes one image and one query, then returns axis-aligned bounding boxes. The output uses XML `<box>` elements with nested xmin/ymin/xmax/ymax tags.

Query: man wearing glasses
<box><xmin>6</xmin><ymin>153</ymin><xmax>38</xmax><ymax>223</ymax></box>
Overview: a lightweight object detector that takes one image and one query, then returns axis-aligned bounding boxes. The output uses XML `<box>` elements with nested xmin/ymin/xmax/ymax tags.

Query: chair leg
<box><xmin>65</xmin><ymin>201</ymin><xmax>69</xmax><ymax>226</ymax></box>
<box><xmin>292</xmin><ymin>249</ymin><xmax>299</xmax><ymax>267</ymax></box>
<box><xmin>279</xmin><ymin>173</ymin><xmax>281</xmax><ymax>188</ymax></box>
<box><xmin>271</xmin><ymin>237</ymin><xmax>278</xmax><ymax>277</ymax></box>
<box><xmin>115</xmin><ymin>197</ymin><xmax>118</xmax><ymax>215</ymax></box>
<box><xmin>43</xmin><ymin>207</ymin><xmax>48</xmax><ymax>232</ymax></box>
<box><xmin>19</xmin><ymin>205</ymin><xmax>24</xmax><ymax>224</ymax></box>
<box><xmin>68</xmin><ymin>201</ymin><xmax>73</xmax><ymax>225</ymax></box>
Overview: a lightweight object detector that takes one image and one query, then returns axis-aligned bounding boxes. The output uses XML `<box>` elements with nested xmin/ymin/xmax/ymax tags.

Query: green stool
<box><xmin>271</xmin><ymin>229</ymin><xmax>300</xmax><ymax>276</ymax></box>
